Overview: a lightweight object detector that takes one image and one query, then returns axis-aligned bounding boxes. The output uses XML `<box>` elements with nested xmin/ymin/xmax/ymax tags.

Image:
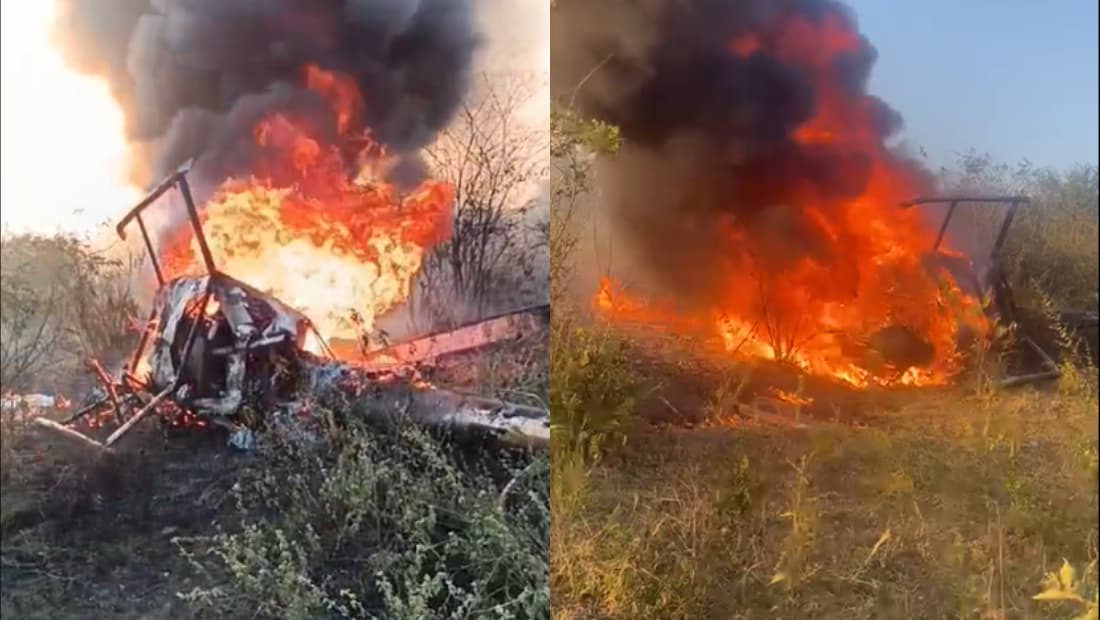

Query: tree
<box><xmin>548</xmin><ymin>104</ymin><xmax>620</xmax><ymax>306</ymax></box>
<box><xmin>0</xmin><ymin>252</ymin><xmax>63</xmax><ymax>392</ymax></box>
<box><xmin>413</xmin><ymin>73</ymin><xmax>548</xmax><ymax>329</ymax></box>
<box><xmin>0</xmin><ymin>233</ymin><xmax>139</xmax><ymax>394</ymax></box>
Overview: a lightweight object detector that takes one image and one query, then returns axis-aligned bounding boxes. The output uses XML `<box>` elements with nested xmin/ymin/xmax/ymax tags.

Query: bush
<box><xmin>548</xmin><ymin>105</ymin><xmax>633</xmax><ymax>462</ymax></box>
<box><xmin>549</xmin><ymin>321</ymin><xmax>639</xmax><ymax>461</ymax></box>
<box><xmin>177</xmin><ymin>418</ymin><xmax>550</xmax><ymax>620</ymax></box>
<box><xmin>0</xmin><ymin>233</ymin><xmax>139</xmax><ymax>394</ymax></box>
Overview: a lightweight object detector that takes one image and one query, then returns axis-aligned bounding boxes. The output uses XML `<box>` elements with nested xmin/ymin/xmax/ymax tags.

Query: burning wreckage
<box><xmin>557</xmin><ymin>0</ymin><xmax>1097</xmax><ymax>393</ymax></box>
<box><xmin>595</xmin><ymin>194</ymin><xmax>1099</xmax><ymax>390</ymax></box>
<box><xmin>35</xmin><ymin>161</ymin><xmax>550</xmax><ymax>452</ymax></box>
<box><xmin>902</xmin><ymin>195</ymin><xmax>1098</xmax><ymax>387</ymax></box>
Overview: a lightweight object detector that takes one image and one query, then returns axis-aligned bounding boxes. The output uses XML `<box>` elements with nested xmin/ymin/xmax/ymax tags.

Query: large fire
<box><xmin>161</xmin><ymin>66</ymin><xmax>454</xmax><ymax>344</ymax></box>
<box><xmin>594</xmin><ymin>11</ymin><xmax>989</xmax><ymax>388</ymax></box>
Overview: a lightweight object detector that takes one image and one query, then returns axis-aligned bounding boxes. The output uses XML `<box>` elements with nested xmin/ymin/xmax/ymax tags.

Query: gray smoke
<box><xmin>53</xmin><ymin>0</ymin><xmax>479</xmax><ymax>192</ymax></box>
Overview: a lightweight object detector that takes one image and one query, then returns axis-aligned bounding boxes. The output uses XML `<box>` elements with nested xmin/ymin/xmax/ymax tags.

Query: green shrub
<box><xmin>549</xmin><ymin>322</ymin><xmax>639</xmax><ymax>461</ymax></box>
<box><xmin>1</xmin><ymin>233</ymin><xmax>139</xmax><ymax>393</ymax></box>
<box><xmin>177</xmin><ymin>420</ymin><xmax>549</xmax><ymax>620</ymax></box>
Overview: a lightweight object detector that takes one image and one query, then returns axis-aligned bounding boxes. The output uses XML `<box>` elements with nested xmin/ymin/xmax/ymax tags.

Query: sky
<box><xmin>847</xmin><ymin>0</ymin><xmax>1099</xmax><ymax>170</ymax></box>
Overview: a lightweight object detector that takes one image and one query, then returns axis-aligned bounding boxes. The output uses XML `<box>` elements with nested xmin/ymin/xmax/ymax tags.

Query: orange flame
<box><xmin>593</xmin><ymin>13</ymin><xmax>991</xmax><ymax>388</ymax></box>
<box><xmin>162</xmin><ymin>65</ymin><xmax>453</xmax><ymax>345</ymax></box>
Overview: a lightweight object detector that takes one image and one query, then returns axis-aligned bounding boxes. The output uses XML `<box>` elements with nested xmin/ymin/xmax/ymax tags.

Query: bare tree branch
<box><xmin>415</xmin><ymin>72</ymin><xmax>548</xmax><ymax>329</ymax></box>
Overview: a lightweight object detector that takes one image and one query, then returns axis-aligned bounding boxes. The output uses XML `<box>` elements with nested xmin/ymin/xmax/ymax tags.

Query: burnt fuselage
<box><xmin>134</xmin><ymin>273</ymin><xmax>313</xmax><ymax>418</ymax></box>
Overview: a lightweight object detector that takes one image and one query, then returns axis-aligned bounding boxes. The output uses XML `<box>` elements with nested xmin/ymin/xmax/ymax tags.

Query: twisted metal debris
<box><xmin>34</xmin><ymin>161</ymin><xmax>549</xmax><ymax>452</ymax></box>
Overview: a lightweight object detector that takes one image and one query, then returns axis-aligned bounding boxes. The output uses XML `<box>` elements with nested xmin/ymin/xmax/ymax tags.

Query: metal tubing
<box><xmin>1000</xmin><ymin>370</ymin><xmax>1062</xmax><ymax>388</ymax></box>
<box><xmin>172</xmin><ymin>287</ymin><xmax>212</xmax><ymax>387</ymax></box>
<box><xmin>88</xmin><ymin>358</ymin><xmax>122</xmax><ymax>422</ymax></box>
<box><xmin>127</xmin><ymin>306</ymin><xmax>159</xmax><ymax>375</ymax></box>
<box><xmin>34</xmin><ymin>418</ymin><xmax>109</xmax><ymax>451</ymax></box>
<box><xmin>1022</xmin><ymin>334</ymin><xmax>1060</xmax><ymax>371</ymax></box>
<box><xmin>177</xmin><ymin>176</ymin><xmax>218</xmax><ymax>276</ymax></box>
<box><xmin>901</xmin><ymin>196</ymin><xmax>1031</xmax><ymax>207</ymax></box>
<box><xmin>135</xmin><ymin>215</ymin><xmax>165</xmax><ymax>286</ymax></box>
<box><xmin>900</xmin><ymin>195</ymin><xmax>1030</xmax><ymax>258</ymax></box>
<box><xmin>933</xmin><ymin>200</ymin><xmax>957</xmax><ymax>251</ymax></box>
<box><xmin>116</xmin><ymin>159</ymin><xmax>194</xmax><ymax>240</ymax></box>
<box><xmin>59</xmin><ymin>396</ymin><xmax>110</xmax><ymax>424</ymax></box>
<box><xmin>991</xmin><ymin>201</ymin><xmax>1019</xmax><ymax>259</ymax></box>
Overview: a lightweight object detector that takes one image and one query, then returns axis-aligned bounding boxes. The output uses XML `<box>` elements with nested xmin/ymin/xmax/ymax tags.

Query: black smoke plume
<box><xmin>551</xmin><ymin>0</ymin><xmax>931</xmax><ymax>309</ymax></box>
<box><xmin>53</xmin><ymin>0</ymin><xmax>479</xmax><ymax>192</ymax></box>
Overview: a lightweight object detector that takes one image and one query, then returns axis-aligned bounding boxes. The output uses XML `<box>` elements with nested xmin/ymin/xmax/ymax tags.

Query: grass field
<box><xmin>1</xmin><ymin>183</ymin><xmax>551</xmax><ymax>618</ymax></box>
<box><xmin>549</xmin><ymin>330</ymin><xmax>1098</xmax><ymax>619</ymax></box>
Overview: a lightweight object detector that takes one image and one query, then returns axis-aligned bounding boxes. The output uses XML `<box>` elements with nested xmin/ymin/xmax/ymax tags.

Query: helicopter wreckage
<box><xmin>34</xmin><ymin>160</ymin><xmax>549</xmax><ymax>452</ymax></box>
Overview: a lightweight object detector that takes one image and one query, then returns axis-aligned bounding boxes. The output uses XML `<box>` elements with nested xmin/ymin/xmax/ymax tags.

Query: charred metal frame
<box><xmin>900</xmin><ymin>195</ymin><xmax>1095</xmax><ymax>387</ymax></box>
<box><xmin>114</xmin><ymin>159</ymin><xmax>219</xmax><ymax>387</ymax></box>
<box><xmin>116</xmin><ymin>158</ymin><xmax>216</xmax><ymax>284</ymax></box>
<box><xmin>900</xmin><ymin>195</ymin><xmax>1030</xmax><ymax>259</ymax></box>
<box><xmin>36</xmin><ymin>160</ymin><xmax>220</xmax><ymax>450</ymax></box>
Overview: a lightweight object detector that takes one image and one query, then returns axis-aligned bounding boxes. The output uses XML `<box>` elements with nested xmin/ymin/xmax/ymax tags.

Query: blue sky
<box><xmin>846</xmin><ymin>0</ymin><xmax>1098</xmax><ymax>170</ymax></box>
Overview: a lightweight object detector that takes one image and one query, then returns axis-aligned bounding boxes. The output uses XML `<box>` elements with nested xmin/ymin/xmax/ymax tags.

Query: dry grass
<box><xmin>1</xmin><ymin>282</ymin><xmax>551</xmax><ymax>619</ymax></box>
<box><xmin>1</xmin><ymin>416</ymin><xmax>241</xmax><ymax>619</ymax></box>
<box><xmin>550</xmin><ymin>359</ymin><xmax>1098</xmax><ymax>619</ymax></box>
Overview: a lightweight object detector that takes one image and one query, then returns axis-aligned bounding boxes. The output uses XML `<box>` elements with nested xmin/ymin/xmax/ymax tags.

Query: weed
<box><xmin>549</xmin><ymin>375</ymin><xmax>1099</xmax><ymax>619</ymax></box>
<box><xmin>1032</xmin><ymin>560</ymin><xmax>1099</xmax><ymax>620</ymax></box>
